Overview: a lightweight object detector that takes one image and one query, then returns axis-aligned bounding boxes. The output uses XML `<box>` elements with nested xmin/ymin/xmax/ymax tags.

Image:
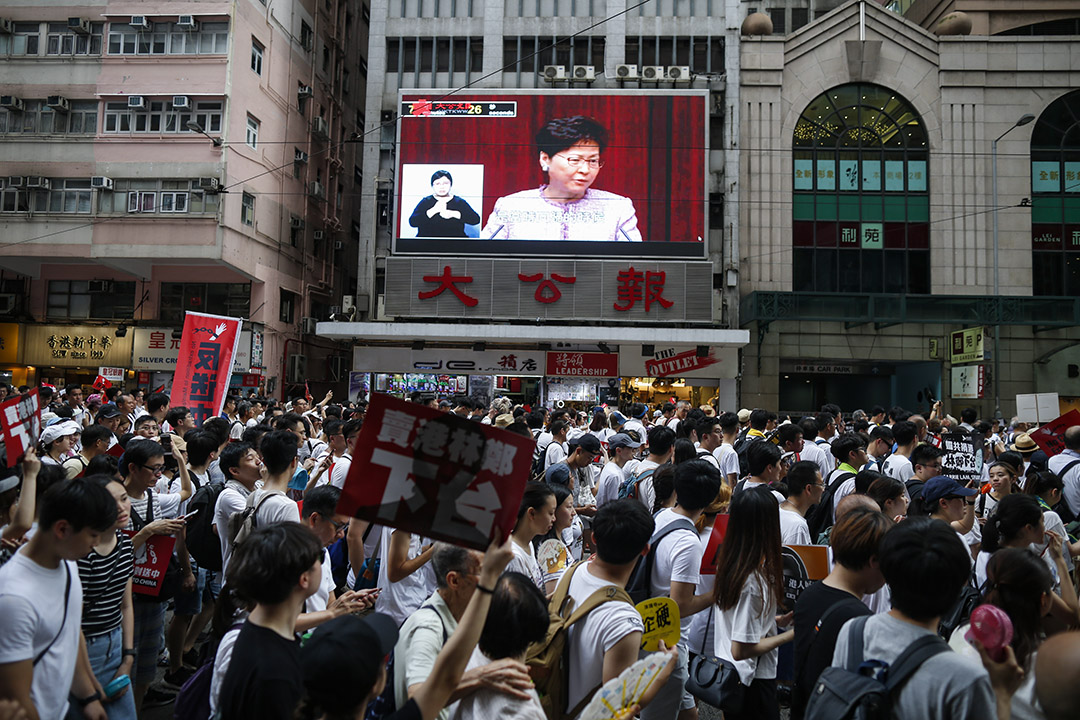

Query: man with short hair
<box><xmin>666</xmin><ymin>400</ymin><xmax>691</xmax><ymax>434</ymax></box>
<box><xmin>882</xmin><ymin>420</ymin><xmax>918</xmax><ymax>482</ymax></box>
<box><xmin>61</xmin><ymin>424</ymin><xmax>113</xmax><ymax>479</ymax></box>
<box><xmin>328</xmin><ymin>419</ymin><xmax>362</xmax><ymax>490</ymax></box>
<box><xmin>959</xmin><ymin>407</ymin><xmax>977</xmax><ymax>433</ymax></box>
<box><xmin>211</xmin><ymin>442</ymin><xmax>265</xmax><ymax>573</ymax></box>
<box><xmin>165</xmin><ymin>406</ymin><xmax>196</xmax><ymax>437</ymax></box>
<box><xmin>712</xmin><ymin>411</ymin><xmax>742</xmax><ymax>487</ymax></box>
<box><xmin>1049</xmin><ymin>425</ymin><xmax>1080</xmax><ymax>517</ymax></box>
<box><xmin>814</xmin><ymin>412</ymin><xmax>837</xmax><ymax>450</ymax></box>
<box><xmin>64</xmin><ymin>384</ymin><xmax>90</xmax><ymax>427</ymax></box>
<box><xmin>93</xmin><ymin>405</ymin><xmax>122</xmax><ymax>445</ymax></box>
<box><xmin>868</xmin><ymin>405</ymin><xmax>886</xmax><ymax>428</ymax></box>
<box><xmin>864</xmin><ymin>425</ymin><xmax>894</xmax><ymax>472</ymax></box>
<box><xmin>694</xmin><ymin>415</ymin><xmax>723</xmax><ymax>470</ymax></box>
<box><xmin>798</xmin><ymin>416</ymin><xmax>834</xmax><ymax>481</ymax></box>
<box><xmin>146</xmin><ymin>393</ymin><xmax>170</xmax><ymax>427</ymax></box>
<box><xmin>827</xmin><ymin>433</ymin><xmax>869</xmax><ymax>519</ymax></box>
<box><xmin>297</xmin><ymin>486</ymin><xmax>369</xmax><ymax>624</ymax></box>
<box><xmin>906</xmin><ymin>444</ymin><xmax>945</xmax><ymax>501</ymax></box>
<box><xmin>629</xmin><ymin>425</ymin><xmax>675</xmax><ymax>510</ymax></box>
<box><xmin>738</xmin><ymin>440</ymin><xmax>782</xmax><ymax>497</ymax></box>
<box><xmin>779</xmin><ymin>461</ymin><xmax>823</xmax><ymax>546</ymax></box>
<box><xmin>746</xmin><ymin>409</ymin><xmax>770</xmax><ymax>441</ymax></box>
<box><xmin>596</xmin><ymin>432</ymin><xmax>642</xmax><ymax>508</ymax></box>
<box><xmin>306</xmin><ymin>418</ymin><xmax>347</xmax><ymax>490</ymax></box>
<box><xmin>543</xmin><ymin>420</ymin><xmax>570</xmax><ymax>470</ymax></box>
<box><xmin>0</xmin><ymin>479</ymin><xmax>118</xmax><ymax>720</ymax></box>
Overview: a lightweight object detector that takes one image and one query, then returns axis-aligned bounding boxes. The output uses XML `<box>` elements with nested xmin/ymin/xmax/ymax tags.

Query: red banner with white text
<box><xmin>170</xmin><ymin>312</ymin><xmax>242</xmax><ymax>427</ymax></box>
<box><xmin>1</xmin><ymin>389</ymin><xmax>42</xmax><ymax>466</ymax></box>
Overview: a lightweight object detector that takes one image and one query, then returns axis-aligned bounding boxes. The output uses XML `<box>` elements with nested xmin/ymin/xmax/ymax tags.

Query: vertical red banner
<box><xmin>0</xmin><ymin>389</ymin><xmax>42</xmax><ymax>466</ymax></box>
<box><xmin>170</xmin><ymin>312</ymin><xmax>242</xmax><ymax>427</ymax></box>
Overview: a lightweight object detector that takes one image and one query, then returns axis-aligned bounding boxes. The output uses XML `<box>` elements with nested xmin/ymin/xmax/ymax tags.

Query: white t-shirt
<box><xmin>330</xmin><ymin>453</ymin><xmax>352</xmax><ymax>489</ymax></box>
<box><xmin>595</xmin><ymin>461</ymin><xmax>627</xmax><ymax>508</ymax></box>
<box><xmin>209</xmin><ymin>624</ymin><xmax>242</xmax><ymax>716</ymax></box>
<box><xmin>649</xmin><ymin>508</ymin><xmax>703</xmax><ymax>646</ymax></box>
<box><xmin>831</xmin><ymin>476</ymin><xmax>858</xmax><ymax>516</ymax></box>
<box><xmin>396</xmin><ymin>593</ymin><xmax>458</xmax><ymax>720</ymax></box>
<box><xmin>712</xmin><ymin>571</ymin><xmax>779</xmax><ymax>685</ymax></box>
<box><xmin>508</xmin><ymin>538</ymin><xmax>544</xmax><ymax>589</ymax></box>
<box><xmin>713</xmin><ymin>443</ymin><xmax>740</xmax><ymax>481</ymax></box>
<box><xmin>631</xmin><ymin>459</ymin><xmax>661</xmax><ymax>511</ymax></box>
<box><xmin>306</xmin><ymin>548</ymin><xmax>335</xmax><ymax>614</ymax></box>
<box><xmin>375</xmin><ymin>528</ymin><xmax>436</xmax><ymax>627</ymax></box>
<box><xmin>882</xmin><ymin>454</ymin><xmax>914</xmax><ymax>483</ymax></box>
<box><xmin>228</xmin><ymin>420</ymin><xmax>244</xmax><ymax>440</ymax></box>
<box><xmin>798</xmin><ymin>441</ymin><xmax>835</xmax><ymax>483</ymax></box>
<box><xmin>696</xmin><ymin>448</ymin><xmax>721</xmax><ymax>470</ymax></box>
<box><xmin>779</xmin><ymin>507</ymin><xmax>811</xmax><ymax>546</ymax></box>
<box><xmin>448</xmin><ymin>648</ymin><xmax>547</xmax><ymax>720</ymax></box>
<box><xmin>565</xmin><ymin>562</ymin><xmax>645</xmax><ymax>713</ymax></box>
<box><xmin>213</xmin><ymin>482</ymin><xmax>251</xmax><ymax>574</ymax></box>
<box><xmin>0</xmin><ymin>553</ymin><xmax>83</xmax><ymax>720</ymax></box>
<box><xmin>545</xmin><ymin>441</ymin><xmax>568</xmax><ymax>470</ymax></box>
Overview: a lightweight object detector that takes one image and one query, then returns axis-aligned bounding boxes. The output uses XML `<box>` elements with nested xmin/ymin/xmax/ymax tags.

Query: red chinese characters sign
<box><xmin>1029</xmin><ymin>410</ymin><xmax>1080</xmax><ymax>456</ymax></box>
<box><xmin>337</xmin><ymin>393</ymin><xmax>535</xmax><ymax>551</ymax></box>
<box><xmin>1</xmin><ymin>389</ymin><xmax>41</xmax><ymax>466</ymax></box>
<box><xmin>545</xmin><ymin>352</ymin><xmax>619</xmax><ymax>378</ymax></box>
<box><xmin>170</xmin><ymin>312</ymin><xmax>243</xmax><ymax>427</ymax></box>
<box><xmin>124</xmin><ymin>532</ymin><xmax>176</xmax><ymax>597</ymax></box>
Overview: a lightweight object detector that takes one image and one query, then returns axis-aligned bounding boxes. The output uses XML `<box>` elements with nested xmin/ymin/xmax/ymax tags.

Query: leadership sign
<box><xmin>337</xmin><ymin>393</ymin><xmax>535</xmax><ymax>550</ymax></box>
<box><xmin>170</xmin><ymin>313</ymin><xmax>243</xmax><ymax>427</ymax></box>
<box><xmin>0</xmin><ymin>389</ymin><xmax>41</xmax><ymax>466</ymax></box>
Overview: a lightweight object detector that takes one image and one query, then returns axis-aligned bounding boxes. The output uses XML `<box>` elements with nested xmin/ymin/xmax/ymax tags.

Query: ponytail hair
<box><xmin>981</xmin><ymin>493</ymin><xmax>1043</xmax><ymax>554</ymax></box>
<box><xmin>516</xmin><ymin>482</ymin><xmax>555</xmax><ymax>524</ymax></box>
<box><xmin>1024</xmin><ymin>470</ymin><xmax>1063</xmax><ymax>498</ymax></box>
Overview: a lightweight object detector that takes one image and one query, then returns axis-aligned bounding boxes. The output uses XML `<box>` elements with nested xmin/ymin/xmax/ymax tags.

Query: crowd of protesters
<box><xmin>1</xmin><ymin>381</ymin><xmax>1080</xmax><ymax>720</ymax></box>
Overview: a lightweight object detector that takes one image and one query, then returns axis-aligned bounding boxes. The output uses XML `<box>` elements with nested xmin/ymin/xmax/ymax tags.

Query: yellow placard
<box><xmin>635</xmin><ymin>597</ymin><xmax>680</xmax><ymax>652</ymax></box>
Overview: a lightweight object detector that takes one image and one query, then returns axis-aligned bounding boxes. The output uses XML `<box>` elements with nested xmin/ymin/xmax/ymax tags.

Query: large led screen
<box><xmin>394</xmin><ymin>91</ymin><xmax>707</xmax><ymax>258</ymax></box>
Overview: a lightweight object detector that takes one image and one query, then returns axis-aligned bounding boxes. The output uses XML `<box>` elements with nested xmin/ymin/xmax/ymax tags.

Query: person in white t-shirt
<box><xmin>375</xmin><ymin>528</ymin><xmax>437</xmax><ymax>627</ymax></box>
<box><xmin>595</xmin><ymin>433</ymin><xmax>643</xmax><ymax>508</ymax></box>
<box><xmin>212</xmin><ymin>442</ymin><xmax>264</xmax><ymax>575</ymax></box>
<box><xmin>641</xmin><ymin>459</ymin><xmax>723</xmax><ymax>720</ymax></box>
<box><xmin>0</xmin><ymin>478</ymin><xmax>119</xmax><ymax>720</ymax></box>
<box><xmin>713</xmin><ymin>412</ymin><xmax>743</xmax><ymax>487</ymax></box>
<box><xmin>507</xmin><ymin>483</ymin><xmax>556</xmax><ymax>590</ymax></box>
<box><xmin>881</xmin><ymin>420</ymin><xmax>918</xmax><ymax>483</ymax></box>
<box><xmin>796</xmin><ymin>417</ymin><xmax>835</xmax><ymax>482</ymax></box>
<box><xmin>694</xmin><ymin>415</ymin><xmax>724</xmax><ymax>470</ymax></box>
<box><xmin>543</xmin><ymin>421</ymin><xmax>570</xmax><ymax>471</ymax></box>
<box><xmin>328</xmin><ymin>419</ymin><xmax>362</xmax><ymax>490</ymax></box>
<box><xmin>630</xmin><ymin>426</ymin><xmax>676</xmax><ymax>510</ymax></box>
<box><xmin>778</xmin><ymin>461</ymin><xmax>823</xmax><ymax>546</ymax></box>
<box><xmin>666</xmin><ymin>401</ymin><xmax>691</xmax><ymax>436</ymax></box>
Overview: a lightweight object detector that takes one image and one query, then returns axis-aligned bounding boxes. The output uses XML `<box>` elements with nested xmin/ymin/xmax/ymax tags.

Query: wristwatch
<box><xmin>77</xmin><ymin>691</ymin><xmax>102</xmax><ymax>707</ymax></box>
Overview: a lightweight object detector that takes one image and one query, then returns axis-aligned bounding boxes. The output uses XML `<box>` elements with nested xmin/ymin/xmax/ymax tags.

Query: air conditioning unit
<box><xmin>0</xmin><ymin>294</ymin><xmax>16</xmax><ymax>315</ymax></box>
<box><xmin>294</xmin><ymin>149</ymin><xmax>309</xmax><ymax>164</ymax></box>
<box><xmin>129</xmin><ymin>16</ymin><xmax>150</xmax><ymax>30</ymax></box>
<box><xmin>91</xmin><ymin>176</ymin><xmax>113</xmax><ymax>190</ymax></box>
<box><xmin>6</xmin><ymin>176</ymin><xmax>24</xmax><ymax>187</ymax></box>
<box><xmin>46</xmin><ymin>96</ymin><xmax>69</xmax><ymax>112</ymax></box>
<box><xmin>0</xmin><ymin>19</ymin><xmax>13</xmax><ymax>34</ymax></box>
<box><xmin>309</xmin><ymin>182</ymin><xmax>326</xmax><ymax>200</ymax></box>
<box><xmin>342</xmin><ymin>295</ymin><xmax>356</xmax><ymax>313</ymax></box>
<box><xmin>313</xmin><ymin>229</ymin><xmax>325</xmax><ymax>240</ymax></box>
<box><xmin>333</xmin><ymin>240</ymin><xmax>344</xmax><ymax>250</ymax></box>
<box><xmin>67</xmin><ymin>17</ymin><xmax>90</xmax><ymax>35</ymax></box>
<box><xmin>0</xmin><ymin>96</ymin><xmax>24</xmax><ymax>111</ymax></box>
<box><xmin>286</xmin><ymin>354</ymin><xmax>308</xmax><ymax>383</ymax></box>
<box><xmin>311</xmin><ymin>116</ymin><xmax>329</xmax><ymax>138</ymax></box>
<box><xmin>24</xmin><ymin>177</ymin><xmax>50</xmax><ymax>189</ymax></box>
<box><xmin>198</xmin><ymin>177</ymin><xmax>221</xmax><ymax>191</ymax></box>
<box><xmin>300</xmin><ymin>317</ymin><xmax>317</xmax><ymax>335</ymax></box>
<box><xmin>641</xmin><ymin>66</ymin><xmax>665</xmax><ymax>82</ymax></box>
<box><xmin>88</xmin><ymin>280</ymin><xmax>113</xmax><ymax>293</ymax></box>
<box><xmin>666</xmin><ymin>66</ymin><xmax>692</xmax><ymax>82</ymax></box>
<box><xmin>289</xmin><ymin>216</ymin><xmax>304</xmax><ymax>229</ymax></box>
<box><xmin>297</xmin><ymin>85</ymin><xmax>314</xmax><ymax>99</ymax></box>
<box><xmin>176</xmin><ymin>15</ymin><xmax>197</xmax><ymax>29</ymax></box>
<box><xmin>615</xmin><ymin>64</ymin><xmax>639</xmax><ymax>80</ymax></box>
<box><xmin>542</xmin><ymin>65</ymin><xmax>567</xmax><ymax>81</ymax></box>
<box><xmin>572</xmin><ymin>65</ymin><xmax>596</xmax><ymax>81</ymax></box>
<box><xmin>127</xmin><ymin>96</ymin><xmax>146</xmax><ymax>109</ymax></box>
<box><xmin>171</xmin><ymin>95</ymin><xmax>190</xmax><ymax>109</ymax></box>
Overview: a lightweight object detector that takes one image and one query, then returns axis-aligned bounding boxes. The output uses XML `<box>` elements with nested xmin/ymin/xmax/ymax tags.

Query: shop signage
<box><xmin>620</xmin><ymin>345</ymin><xmax>738</xmax><ymax>379</ymax></box>
<box><xmin>98</xmin><ymin>367</ymin><xmax>125</xmax><ymax>383</ymax></box>
<box><xmin>250</xmin><ymin>329</ymin><xmax>264</xmax><ymax>370</ymax></box>
<box><xmin>353</xmin><ymin>346</ymin><xmax>546</xmax><ymax>376</ymax></box>
<box><xmin>0</xmin><ymin>323</ymin><xmax>19</xmax><ymax>365</ymax></box>
<box><xmin>337</xmin><ymin>393</ymin><xmax>535</xmax><ymax>551</ymax></box>
<box><xmin>951</xmin><ymin>365</ymin><xmax>985</xmax><ymax>400</ymax></box>
<box><xmin>133</xmin><ymin>328</ymin><xmax>251</xmax><ymax>373</ymax></box>
<box><xmin>0</xmin><ymin>388</ymin><xmax>41</xmax><ymax>467</ymax></box>
<box><xmin>545</xmin><ymin>352</ymin><xmax>619</xmax><ymax>378</ymax></box>
<box><xmin>950</xmin><ymin>327</ymin><xmax>985</xmax><ymax>364</ymax></box>
<box><xmin>383</xmin><ymin>258</ymin><xmax>713</xmax><ymax>323</ymax></box>
<box><xmin>137</xmin><ymin>371</ymin><xmax>151</xmax><ymax>386</ymax></box>
<box><xmin>23</xmin><ymin>325</ymin><xmax>133</xmax><ymax>369</ymax></box>
<box><xmin>792</xmin><ymin>363</ymin><xmax>853</xmax><ymax>374</ymax></box>
<box><xmin>170</xmin><ymin>313</ymin><xmax>243</xmax><ymax>426</ymax></box>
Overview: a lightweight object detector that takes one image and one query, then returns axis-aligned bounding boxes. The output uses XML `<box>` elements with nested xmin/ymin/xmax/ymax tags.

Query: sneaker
<box><xmin>142</xmin><ymin>686</ymin><xmax>177</xmax><ymax>708</ymax></box>
<box><xmin>156</xmin><ymin>647</ymin><xmax>170</xmax><ymax>667</ymax></box>
<box><xmin>183</xmin><ymin>647</ymin><xmax>201</xmax><ymax>668</ymax></box>
<box><xmin>162</xmin><ymin>667</ymin><xmax>195</xmax><ymax>688</ymax></box>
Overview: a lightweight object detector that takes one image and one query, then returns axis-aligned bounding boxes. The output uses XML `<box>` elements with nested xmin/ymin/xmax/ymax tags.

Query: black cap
<box><xmin>96</xmin><ymin>405</ymin><xmax>122</xmax><ymax>420</ymax></box>
<box><xmin>300</xmin><ymin>613</ymin><xmax>398</xmax><ymax>714</ymax></box>
<box><xmin>568</xmin><ymin>433</ymin><xmax>601</xmax><ymax>454</ymax></box>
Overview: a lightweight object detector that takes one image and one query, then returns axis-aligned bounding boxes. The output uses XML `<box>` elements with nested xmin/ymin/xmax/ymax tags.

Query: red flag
<box><xmin>170</xmin><ymin>312</ymin><xmax>243</xmax><ymax>427</ymax></box>
<box><xmin>93</xmin><ymin>375</ymin><xmax>112</xmax><ymax>391</ymax></box>
<box><xmin>305</xmin><ymin>381</ymin><xmax>312</xmax><ymax>404</ymax></box>
<box><xmin>0</xmin><ymin>389</ymin><xmax>42</xmax><ymax>467</ymax></box>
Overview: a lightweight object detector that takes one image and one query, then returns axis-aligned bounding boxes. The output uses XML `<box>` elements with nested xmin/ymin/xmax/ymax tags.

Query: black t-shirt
<box><xmin>408</xmin><ymin>195</ymin><xmax>481</xmax><ymax>237</ymax></box>
<box><xmin>791</xmin><ymin>581</ymin><xmax>871</xmax><ymax>719</ymax></box>
<box><xmin>217</xmin><ymin>621</ymin><xmax>303</xmax><ymax>720</ymax></box>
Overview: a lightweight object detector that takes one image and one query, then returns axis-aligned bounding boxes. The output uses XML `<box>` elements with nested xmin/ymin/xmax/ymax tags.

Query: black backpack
<box><xmin>1052</xmin><ymin>459</ymin><xmax>1080</xmax><ymax>525</ymax></box>
<box><xmin>805</xmin><ymin>471</ymin><xmax>854</xmax><ymax>540</ymax></box>
<box><xmin>184</xmin><ymin>480</ymin><xmax>226</xmax><ymax>571</ymax></box>
<box><xmin>804</xmin><ymin>615</ymin><xmax>948</xmax><ymax>720</ymax></box>
<box><xmin>938</xmin><ymin>573</ymin><xmax>982</xmax><ymax>640</ymax></box>
<box><xmin>625</xmin><ymin>516</ymin><xmax>698</xmax><ymax>603</ymax></box>
<box><xmin>733</xmin><ymin>434</ymin><xmax>754</xmax><ymax>479</ymax></box>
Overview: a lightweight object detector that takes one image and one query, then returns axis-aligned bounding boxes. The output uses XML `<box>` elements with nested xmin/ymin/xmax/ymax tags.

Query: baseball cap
<box><xmin>653</xmin><ymin>410</ymin><xmax>663</xmax><ymax>418</ymax></box>
<box><xmin>301</xmin><ymin>613</ymin><xmax>398</xmax><ymax>715</ymax></box>
<box><xmin>608</xmin><ymin>432</ymin><xmax>642</xmax><ymax>450</ymax></box>
<box><xmin>97</xmin><ymin>405</ymin><xmax>122</xmax><ymax>420</ymax></box>
<box><xmin>921</xmin><ymin>476</ymin><xmax>978</xmax><ymax>505</ymax></box>
<box><xmin>610</xmin><ymin>411</ymin><xmax>628</xmax><ymax>426</ymax></box>
<box><xmin>545</xmin><ymin>463</ymin><xmax>571</xmax><ymax>485</ymax></box>
<box><xmin>494</xmin><ymin>413</ymin><xmax>515</xmax><ymax>429</ymax></box>
<box><xmin>438</xmin><ymin>399</ymin><xmax>452</xmax><ymax>408</ymax></box>
<box><xmin>568</xmin><ymin>434</ymin><xmax>601</xmax><ymax>455</ymax></box>
<box><xmin>40</xmin><ymin>420</ymin><xmax>81</xmax><ymax>446</ymax></box>
<box><xmin>737</xmin><ymin>408</ymin><xmax>751</xmax><ymax>423</ymax></box>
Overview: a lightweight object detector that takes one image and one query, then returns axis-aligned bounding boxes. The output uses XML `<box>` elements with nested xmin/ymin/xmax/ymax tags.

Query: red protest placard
<box><xmin>1</xmin><ymin>389</ymin><xmax>42</xmax><ymax>466</ymax></box>
<box><xmin>545</xmin><ymin>352</ymin><xmax>619</xmax><ymax>378</ymax></box>
<box><xmin>337</xmin><ymin>393</ymin><xmax>535</xmax><ymax>551</ymax></box>
<box><xmin>170</xmin><ymin>312</ymin><xmax>242</xmax><ymax>427</ymax></box>
<box><xmin>700</xmin><ymin>514</ymin><xmax>729</xmax><ymax>575</ymax></box>
<box><xmin>1030</xmin><ymin>410</ymin><xmax>1080</xmax><ymax>457</ymax></box>
<box><xmin>124</xmin><ymin>531</ymin><xmax>176</xmax><ymax>597</ymax></box>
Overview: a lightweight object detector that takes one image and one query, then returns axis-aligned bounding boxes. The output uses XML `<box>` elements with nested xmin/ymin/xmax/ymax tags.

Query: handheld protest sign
<box><xmin>170</xmin><ymin>312</ymin><xmax>243</xmax><ymax>427</ymax></box>
<box><xmin>1</xmin><ymin>389</ymin><xmax>42</xmax><ymax>467</ymax></box>
<box><xmin>336</xmin><ymin>393</ymin><xmax>535</xmax><ymax>551</ymax></box>
<box><xmin>636</xmin><ymin>597</ymin><xmax>680</xmax><ymax>652</ymax></box>
<box><xmin>699</xmin><ymin>514</ymin><xmax>729</xmax><ymax>575</ymax></box>
<box><xmin>1029</xmin><ymin>410</ymin><xmax>1080</xmax><ymax>456</ymax></box>
<box><xmin>125</xmin><ymin>532</ymin><xmax>177</xmax><ymax>597</ymax></box>
<box><xmin>940</xmin><ymin>432</ymin><xmax>980</xmax><ymax>487</ymax></box>
<box><xmin>781</xmin><ymin>544</ymin><xmax>831</xmax><ymax>611</ymax></box>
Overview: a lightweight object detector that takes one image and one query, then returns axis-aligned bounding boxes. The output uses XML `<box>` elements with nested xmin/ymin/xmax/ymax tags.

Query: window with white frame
<box><xmin>0</xmin><ymin>179</ymin><xmax>92</xmax><ymax>214</ymax></box>
<box><xmin>251</xmin><ymin>38</ymin><xmax>264</xmax><ymax>74</ymax></box>
<box><xmin>0</xmin><ymin>100</ymin><xmax>98</xmax><ymax>135</ymax></box>
<box><xmin>246</xmin><ymin>116</ymin><xmax>259</xmax><ymax>148</ymax></box>
<box><xmin>103</xmin><ymin>99</ymin><xmax>222</xmax><ymax>134</ymax></box>
<box><xmin>241</xmin><ymin>193</ymin><xmax>255</xmax><ymax>225</ymax></box>
<box><xmin>107</xmin><ymin>21</ymin><xmax>229</xmax><ymax>56</ymax></box>
<box><xmin>0</xmin><ymin>22</ymin><xmax>41</xmax><ymax>55</ymax></box>
<box><xmin>46</xmin><ymin>22</ymin><xmax>104</xmax><ymax>55</ymax></box>
<box><xmin>100</xmin><ymin>179</ymin><xmax>219</xmax><ymax>215</ymax></box>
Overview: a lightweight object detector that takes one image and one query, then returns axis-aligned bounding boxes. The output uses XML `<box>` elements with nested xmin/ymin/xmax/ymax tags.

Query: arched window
<box><xmin>792</xmin><ymin>84</ymin><xmax>929</xmax><ymax>293</ymax></box>
<box><xmin>1030</xmin><ymin>90</ymin><xmax>1080</xmax><ymax>296</ymax></box>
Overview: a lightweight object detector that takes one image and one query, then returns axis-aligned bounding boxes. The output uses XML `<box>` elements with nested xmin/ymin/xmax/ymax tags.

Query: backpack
<box><xmin>938</xmin><ymin>573</ymin><xmax>982</xmax><ymax>640</ymax></box>
<box><xmin>526</xmin><ymin>561</ymin><xmax>634</xmax><ymax>720</ymax></box>
<box><xmin>617</xmin><ymin>466</ymin><xmax>656</xmax><ymax>501</ymax></box>
<box><xmin>625</xmin><ymin>516</ymin><xmax>698</xmax><ymax>604</ymax></box>
<box><xmin>1051</xmin><ymin>459</ymin><xmax>1080</xmax><ymax>525</ymax></box>
<box><xmin>733</xmin><ymin>434</ymin><xmax>754</xmax><ymax>479</ymax></box>
<box><xmin>365</xmin><ymin>606</ymin><xmax>447</xmax><ymax>720</ymax></box>
<box><xmin>803</xmin><ymin>615</ymin><xmax>949</xmax><ymax>720</ymax></box>
<box><xmin>184</xmin><ymin>480</ymin><xmax>227</xmax><ymax>571</ymax></box>
<box><xmin>530</xmin><ymin>440</ymin><xmax>549</xmax><ymax>483</ymax></box>
<box><xmin>805</xmin><ymin>472</ymin><xmax>854</xmax><ymax>540</ymax></box>
<box><xmin>227</xmin><ymin>490</ymin><xmax>284</xmax><ymax>550</ymax></box>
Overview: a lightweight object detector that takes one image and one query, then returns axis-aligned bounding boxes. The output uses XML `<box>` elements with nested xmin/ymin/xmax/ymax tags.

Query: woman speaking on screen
<box><xmin>480</xmin><ymin>115</ymin><xmax>642</xmax><ymax>242</ymax></box>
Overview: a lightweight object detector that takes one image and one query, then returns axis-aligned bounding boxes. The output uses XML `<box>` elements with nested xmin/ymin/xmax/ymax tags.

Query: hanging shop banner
<box><xmin>170</xmin><ymin>312</ymin><xmax>243</xmax><ymax>426</ymax></box>
<box><xmin>545</xmin><ymin>352</ymin><xmax>619</xmax><ymax>378</ymax></box>
<box><xmin>950</xmin><ymin>327</ymin><xmax>985</xmax><ymax>364</ymax></box>
<box><xmin>125</xmin><ymin>532</ymin><xmax>176</xmax><ymax>597</ymax></box>
<box><xmin>941</xmin><ymin>431</ymin><xmax>980</xmax><ymax>487</ymax></box>
<box><xmin>1029</xmin><ymin>410</ymin><xmax>1080</xmax><ymax>457</ymax></box>
<box><xmin>0</xmin><ymin>388</ymin><xmax>41</xmax><ymax>467</ymax></box>
<box><xmin>337</xmin><ymin>393</ymin><xmax>535</xmax><ymax>551</ymax></box>
<box><xmin>0</xmin><ymin>323</ymin><xmax>19</xmax><ymax>365</ymax></box>
<box><xmin>23</xmin><ymin>325</ymin><xmax>133</xmax><ymax>368</ymax></box>
<box><xmin>354</xmin><ymin>346</ymin><xmax>546</xmax><ymax>376</ymax></box>
<box><xmin>951</xmin><ymin>365</ymin><xmax>985</xmax><ymax>399</ymax></box>
<box><xmin>133</xmin><ymin>328</ymin><xmax>251</xmax><ymax>373</ymax></box>
<box><xmin>620</xmin><ymin>345</ymin><xmax>738</xmax><ymax>379</ymax></box>
<box><xmin>98</xmin><ymin>366</ymin><xmax>125</xmax><ymax>383</ymax></box>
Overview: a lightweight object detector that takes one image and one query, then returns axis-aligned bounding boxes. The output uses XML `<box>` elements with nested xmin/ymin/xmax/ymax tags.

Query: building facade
<box><xmin>0</xmin><ymin>0</ymin><xmax>368</xmax><ymax>397</ymax></box>
<box><xmin>738</xmin><ymin>1</ymin><xmax>1080</xmax><ymax>418</ymax></box>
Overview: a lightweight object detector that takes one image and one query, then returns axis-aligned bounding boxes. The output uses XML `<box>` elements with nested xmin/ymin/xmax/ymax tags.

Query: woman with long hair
<box><xmin>1025</xmin><ymin>471</ymin><xmax>1080</xmax><ymax>569</ymax></box>
<box><xmin>507</xmin><ymin>483</ymin><xmax>556</xmax><ymax>590</ymax></box>
<box><xmin>710</xmin><ymin>488</ymin><xmax>793</xmax><ymax>720</ymax></box>
<box><xmin>673</xmin><ymin>438</ymin><xmax>697</xmax><ymax>466</ymax></box>
<box><xmin>650</xmin><ymin>465</ymin><xmax>677</xmax><ymax>515</ymax></box>
<box><xmin>532</xmin><ymin>484</ymin><xmax>577</xmax><ymax>593</ymax></box>
<box><xmin>865</xmin><ymin>476</ymin><xmax>909</xmax><ymax>522</ymax></box>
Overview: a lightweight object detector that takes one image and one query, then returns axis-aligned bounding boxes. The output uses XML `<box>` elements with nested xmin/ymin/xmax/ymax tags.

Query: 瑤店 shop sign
<box><xmin>132</xmin><ymin>328</ymin><xmax>252</xmax><ymax>373</ymax></box>
<box><xmin>23</xmin><ymin>325</ymin><xmax>133</xmax><ymax>369</ymax></box>
<box><xmin>545</xmin><ymin>352</ymin><xmax>619</xmax><ymax>378</ymax></box>
<box><xmin>353</xmin><ymin>346</ymin><xmax>546</xmax><ymax>376</ymax></box>
<box><xmin>619</xmin><ymin>345</ymin><xmax>738</xmax><ymax>379</ymax></box>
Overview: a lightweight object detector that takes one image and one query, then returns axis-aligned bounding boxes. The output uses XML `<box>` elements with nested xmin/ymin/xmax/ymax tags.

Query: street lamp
<box><xmin>185</xmin><ymin>120</ymin><xmax>223</xmax><ymax>147</ymax></box>
<box><xmin>991</xmin><ymin>112</ymin><xmax>1036</xmax><ymax>419</ymax></box>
